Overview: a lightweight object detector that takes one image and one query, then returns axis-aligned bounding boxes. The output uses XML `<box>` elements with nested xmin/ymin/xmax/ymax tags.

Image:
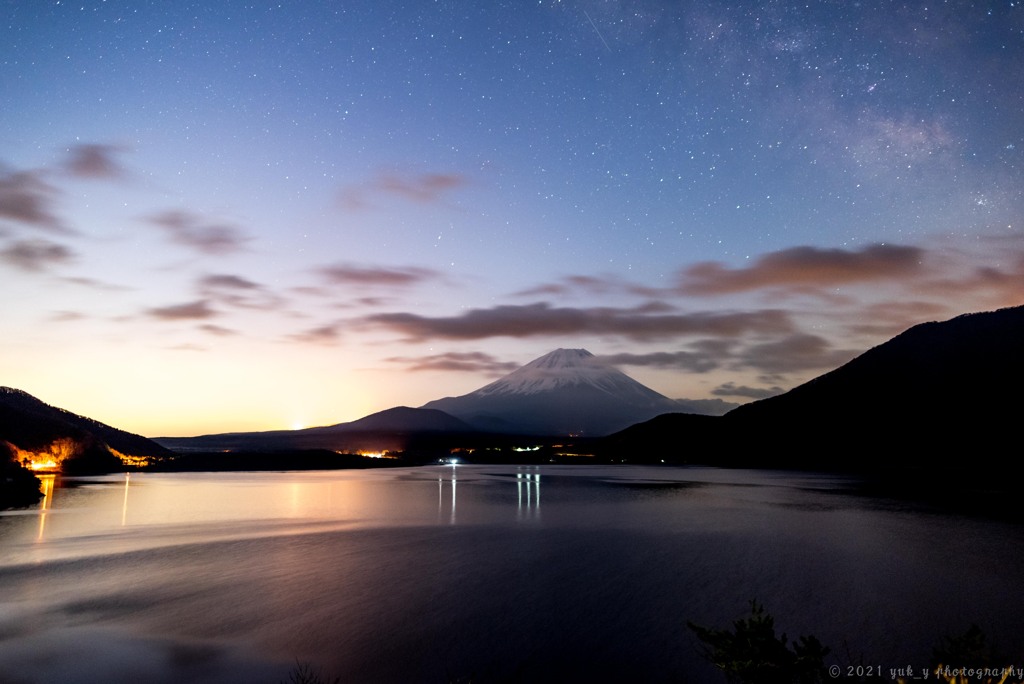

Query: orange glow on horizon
<box><xmin>356</xmin><ymin>450</ymin><xmax>395</xmax><ymax>459</ymax></box>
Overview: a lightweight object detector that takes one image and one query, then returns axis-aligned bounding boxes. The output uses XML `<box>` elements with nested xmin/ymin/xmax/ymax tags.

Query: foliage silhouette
<box><xmin>280</xmin><ymin>661</ymin><xmax>340</xmax><ymax>684</ymax></box>
<box><xmin>687</xmin><ymin>600</ymin><xmax>829</xmax><ymax>684</ymax></box>
<box><xmin>690</xmin><ymin>604</ymin><xmax>1018</xmax><ymax>684</ymax></box>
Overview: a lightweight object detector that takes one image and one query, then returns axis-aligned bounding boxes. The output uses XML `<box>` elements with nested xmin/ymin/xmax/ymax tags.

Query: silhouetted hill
<box><xmin>155</xmin><ymin>406</ymin><xmax>478</xmax><ymax>454</ymax></box>
<box><xmin>596</xmin><ymin>413</ymin><xmax>722</xmax><ymax>463</ymax></box>
<box><xmin>311</xmin><ymin>406</ymin><xmax>474</xmax><ymax>434</ymax></box>
<box><xmin>0</xmin><ymin>387</ymin><xmax>172</xmax><ymax>474</ymax></box>
<box><xmin>722</xmin><ymin>305</ymin><xmax>1024</xmax><ymax>466</ymax></box>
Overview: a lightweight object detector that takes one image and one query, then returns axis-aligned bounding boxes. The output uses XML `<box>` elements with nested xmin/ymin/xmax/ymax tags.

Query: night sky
<box><xmin>2</xmin><ymin>1</ymin><xmax>1022</xmax><ymax>436</ymax></box>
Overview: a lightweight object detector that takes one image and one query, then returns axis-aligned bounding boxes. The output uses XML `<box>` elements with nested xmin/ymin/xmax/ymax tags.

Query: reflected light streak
<box><xmin>121</xmin><ymin>473</ymin><xmax>130</xmax><ymax>527</ymax></box>
<box><xmin>516</xmin><ymin>469</ymin><xmax>541</xmax><ymax>520</ymax></box>
<box><xmin>450</xmin><ymin>463</ymin><xmax>457</xmax><ymax>525</ymax></box>
<box><xmin>36</xmin><ymin>474</ymin><xmax>55</xmax><ymax>541</ymax></box>
<box><xmin>438</xmin><ymin>465</ymin><xmax>458</xmax><ymax>524</ymax></box>
<box><xmin>289</xmin><ymin>483</ymin><xmax>303</xmax><ymax>518</ymax></box>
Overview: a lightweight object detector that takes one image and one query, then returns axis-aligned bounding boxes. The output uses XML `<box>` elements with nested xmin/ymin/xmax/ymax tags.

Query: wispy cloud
<box><xmin>63</xmin><ymin>143</ymin><xmax>127</xmax><ymax>179</ymax></box>
<box><xmin>288</xmin><ymin>322</ymin><xmax>343</xmax><ymax>344</ymax></box>
<box><xmin>339</xmin><ymin>171</ymin><xmax>468</xmax><ymax>210</ymax></box>
<box><xmin>168</xmin><ymin>343</ymin><xmax>207</xmax><ymax>352</ymax></box>
<box><xmin>286</xmin><ymin>319</ymin><xmax>346</xmax><ymax>342</ymax></box>
<box><xmin>198</xmin><ymin>273</ymin><xmax>283</xmax><ymax>310</ymax></box>
<box><xmin>0</xmin><ymin>239</ymin><xmax>75</xmax><ymax>271</ymax></box>
<box><xmin>386</xmin><ymin>351</ymin><xmax>520</xmax><ymax>374</ymax></box>
<box><xmin>516</xmin><ymin>244</ymin><xmax>929</xmax><ymax>302</ymax></box>
<box><xmin>677</xmin><ymin>244</ymin><xmax>923</xmax><ymax>296</ymax></box>
<box><xmin>513</xmin><ymin>274</ymin><xmax>652</xmax><ymax>298</ymax></box>
<box><xmin>198</xmin><ymin>323</ymin><xmax>238</xmax><ymax>336</ymax></box>
<box><xmin>918</xmin><ymin>260</ymin><xmax>1024</xmax><ymax>311</ymax></box>
<box><xmin>59</xmin><ymin>275</ymin><xmax>131</xmax><ymax>291</ymax></box>
<box><xmin>734</xmin><ymin>333</ymin><xmax>857</xmax><ymax>378</ymax></box>
<box><xmin>597</xmin><ymin>344</ymin><xmax>729</xmax><ymax>373</ymax></box>
<box><xmin>146</xmin><ymin>300</ymin><xmax>218</xmax><ymax>321</ymax></box>
<box><xmin>0</xmin><ymin>169</ymin><xmax>68</xmax><ymax>233</ymax></box>
<box><xmin>319</xmin><ymin>264</ymin><xmax>441</xmax><ymax>288</ymax></box>
<box><xmin>365</xmin><ymin>302</ymin><xmax>794</xmax><ymax>342</ymax></box>
<box><xmin>845</xmin><ymin>299</ymin><xmax>951</xmax><ymax>337</ymax></box>
<box><xmin>712</xmin><ymin>382</ymin><xmax>784</xmax><ymax>400</ymax></box>
<box><xmin>48</xmin><ymin>310</ymin><xmax>88</xmax><ymax>323</ymax></box>
<box><xmin>149</xmin><ymin>210</ymin><xmax>250</xmax><ymax>255</ymax></box>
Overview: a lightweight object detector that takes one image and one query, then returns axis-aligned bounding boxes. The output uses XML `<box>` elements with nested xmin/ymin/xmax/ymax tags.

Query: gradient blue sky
<box><xmin>2</xmin><ymin>0</ymin><xmax>1022</xmax><ymax>436</ymax></box>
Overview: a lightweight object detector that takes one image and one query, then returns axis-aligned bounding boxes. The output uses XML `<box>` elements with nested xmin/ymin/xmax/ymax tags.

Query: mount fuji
<box><xmin>421</xmin><ymin>348</ymin><xmax>688</xmax><ymax>436</ymax></box>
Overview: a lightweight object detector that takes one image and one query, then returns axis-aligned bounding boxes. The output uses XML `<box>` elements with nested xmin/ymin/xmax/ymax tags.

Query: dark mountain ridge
<box><xmin>724</xmin><ymin>304</ymin><xmax>1024</xmax><ymax>458</ymax></box>
<box><xmin>154</xmin><ymin>406</ymin><xmax>478</xmax><ymax>454</ymax></box>
<box><xmin>604</xmin><ymin>304</ymin><xmax>1024</xmax><ymax>468</ymax></box>
<box><xmin>0</xmin><ymin>386</ymin><xmax>172</xmax><ymax>473</ymax></box>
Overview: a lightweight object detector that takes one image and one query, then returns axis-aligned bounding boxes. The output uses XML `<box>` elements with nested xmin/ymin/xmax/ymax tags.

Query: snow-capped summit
<box><xmin>474</xmin><ymin>348</ymin><xmax>668</xmax><ymax>398</ymax></box>
<box><xmin>421</xmin><ymin>349</ymin><xmax>682</xmax><ymax>436</ymax></box>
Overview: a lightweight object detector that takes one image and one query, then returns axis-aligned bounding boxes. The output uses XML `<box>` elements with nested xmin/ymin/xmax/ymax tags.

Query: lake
<box><xmin>0</xmin><ymin>465</ymin><xmax>1021</xmax><ymax>683</ymax></box>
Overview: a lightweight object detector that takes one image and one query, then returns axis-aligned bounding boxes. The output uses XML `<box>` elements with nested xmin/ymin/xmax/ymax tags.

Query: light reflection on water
<box><xmin>36</xmin><ymin>473</ymin><xmax>55</xmax><ymax>541</ymax></box>
<box><xmin>0</xmin><ymin>465</ymin><xmax>1022</xmax><ymax>684</ymax></box>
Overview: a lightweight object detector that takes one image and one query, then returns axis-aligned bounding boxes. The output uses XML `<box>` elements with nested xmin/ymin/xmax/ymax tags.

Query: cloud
<box><xmin>339</xmin><ymin>172</ymin><xmax>467</xmax><ymax>209</ymax></box>
<box><xmin>364</xmin><ymin>302</ymin><xmax>794</xmax><ymax>342</ymax></box>
<box><xmin>63</xmin><ymin>143</ymin><xmax>126</xmax><ymax>179</ymax></box>
<box><xmin>712</xmin><ymin>382</ymin><xmax>785</xmax><ymax>400</ymax></box>
<box><xmin>734</xmin><ymin>333</ymin><xmax>857</xmax><ymax>377</ymax></box>
<box><xmin>201</xmin><ymin>274</ymin><xmax>260</xmax><ymax>290</ymax></box>
<box><xmin>378</xmin><ymin>173</ymin><xmax>465</xmax><ymax>202</ymax></box>
<box><xmin>48</xmin><ymin>310</ymin><xmax>87</xmax><ymax>323</ymax></box>
<box><xmin>846</xmin><ymin>299</ymin><xmax>951</xmax><ymax>337</ymax></box>
<box><xmin>0</xmin><ymin>239</ymin><xmax>75</xmax><ymax>271</ymax></box>
<box><xmin>146</xmin><ymin>300</ymin><xmax>218</xmax><ymax>321</ymax></box>
<box><xmin>198</xmin><ymin>273</ymin><xmax>283</xmax><ymax>310</ymax></box>
<box><xmin>288</xmin><ymin>322</ymin><xmax>343</xmax><ymax>344</ymax></box>
<box><xmin>597</xmin><ymin>348</ymin><xmax>725</xmax><ymax>373</ymax></box>
<box><xmin>350</xmin><ymin>296</ymin><xmax>389</xmax><ymax>307</ymax></box>
<box><xmin>678</xmin><ymin>244</ymin><xmax>924</xmax><ymax>295</ymax></box>
<box><xmin>600</xmin><ymin>333</ymin><xmax>857</xmax><ymax>388</ymax></box>
<box><xmin>0</xmin><ymin>169</ymin><xmax>67</xmax><ymax>233</ymax></box>
<box><xmin>674</xmin><ymin>398</ymin><xmax>739</xmax><ymax>416</ymax></box>
<box><xmin>199</xmin><ymin>324</ymin><xmax>238</xmax><ymax>337</ymax></box>
<box><xmin>386</xmin><ymin>351</ymin><xmax>521</xmax><ymax>374</ymax></box>
<box><xmin>917</xmin><ymin>260</ymin><xmax>1024</xmax><ymax>311</ymax></box>
<box><xmin>319</xmin><ymin>264</ymin><xmax>440</xmax><ymax>288</ymax></box>
<box><xmin>168</xmin><ymin>343</ymin><xmax>207</xmax><ymax>352</ymax></box>
<box><xmin>149</xmin><ymin>210</ymin><xmax>250</xmax><ymax>255</ymax></box>
<box><xmin>512</xmin><ymin>274</ymin><xmax>650</xmax><ymax>298</ymax></box>
<box><xmin>289</xmin><ymin>285</ymin><xmax>330</xmax><ymax>298</ymax></box>
<box><xmin>59</xmin><ymin>275</ymin><xmax>130</xmax><ymax>291</ymax></box>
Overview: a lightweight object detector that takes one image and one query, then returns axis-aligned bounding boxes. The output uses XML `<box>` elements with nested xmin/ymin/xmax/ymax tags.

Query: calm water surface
<box><xmin>0</xmin><ymin>465</ymin><xmax>1021</xmax><ymax>683</ymax></box>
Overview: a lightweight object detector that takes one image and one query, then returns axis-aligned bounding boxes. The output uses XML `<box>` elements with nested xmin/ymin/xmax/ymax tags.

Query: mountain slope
<box><xmin>722</xmin><ymin>304</ymin><xmax>1024</xmax><ymax>462</ymax></box>
<box><xmin>155</xmin><ymin>406</ymin><xmax>476</xmax><ymax>453</ymax></box>
<box><xmin>421</xmin><ymin>348</ymin><xmax>683</xmax><ymax>436</ymax></box>
<box><xmin>310</xmin><ymin>406</ymin><xmax>473</xmax><ymax>434</ymax></box>
<box><xmin>0</xmin><ymin>386</ymin><xmax>172</xmax><ymax>472</ymax></box>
